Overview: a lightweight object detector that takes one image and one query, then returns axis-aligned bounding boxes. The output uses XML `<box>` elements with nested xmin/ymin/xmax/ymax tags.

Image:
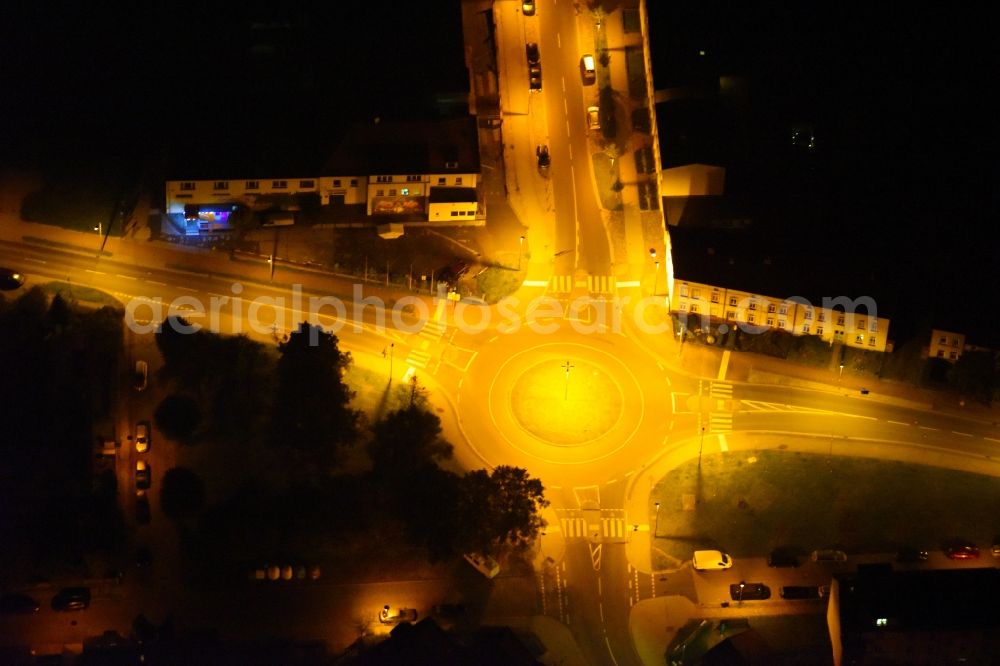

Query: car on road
<box><xmin>587</xmin><ymin>105</ymin><xmax>600</xmax><ymax>130</ymax></box>
<box><xmin>136</xmin><ymin>460</ymin><xmax>151</xmax><ymax>490</ymax></box>
<box><xmin>780</xmin><ymin>585</ymin><xmax>826</xmax><ymax>600</ymax></box>
<box><xmin>730</xmin><ymin>582</ymin><xmax>770</xmax><ymax>601</ymax></box>
<box><xmin>379</xmin><ymin>605</ymin><xmax>417</xmax><ymax>624</ymax></box>
<box><xmin>896</xmin><ymin>547</ymin><xmax>929</xmax><ymax>563</ymax></box>
<box><xmin>526</xmin><ymin>43</ymin><xmax>540</xmax><ymax>66</ymax></box>
<box><xmin>692</xmin><ymin>550</ymin><xmax>733</xmax><ymax>571</ymax></box>
<box><xmin>529</xmin><ymin>64</ymin><xmax>542</xmax><ymax>91</ymax></box>
<box><xmin>811</xmin><ymin>549</ymin><xmax>848</xmax><ymax>563</ymax></box>
<box><xmin>945</xmin><ymin>542</ymin><xmax>979</xmax><ymax>560</ymax></box>
<box><xmin>135</xmin><ymin>491</ymin><xmax>151</xmax><ymax>525</ymax></box>
<box><xmin>522</xmin><ymin>0</ymin><xmax>535</xmax><ymax>16</ymax></box>
<box><xmin>992</xmin><ymin>538</ymin><xmax>1000</xmax><ymax>557</ymax></box>
<box><xmin>580</xmin><ymin>54</ymin><xmax>596</xmax><ymax>84</ymax></box>
<box><xmin>464</xmin><ymin>552</ymin><xmax>500</xmax><ymax>578</ymax></box>
<box><xmin>536</xmin><ymin>145</ymin><xmax>550</xmax><ymax>174</ymax></box>
<box><xmin>0</xmin><ymin>268</ymin><xmax>25</xmax><ymax>291</ymax></box>
<box><xmin>51</xmin><ymin>587</ymin><xmax>90</xmax><ymax>612</ymax></box>
<box><xmin>135</xmin><ymin>421</ymin><xmax>150</xmax><ymax>453</ymax></box>
<box><xmin>767</xmin><ymin>549</ymin><xmax>801</xmax><ymax>568</ymax></box>
<box><xmin>0</xmin><ymin>593</ymin><xmax>40</xmax><ymax>614</ymax></box>
<box><xmin>134</xmin><ymin>360</ymin><xmax>148</xmax><ymax>391</ymax></box>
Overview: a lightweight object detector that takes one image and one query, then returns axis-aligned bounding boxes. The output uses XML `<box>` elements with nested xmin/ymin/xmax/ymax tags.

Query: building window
<box><xmin>818</xmin><ymin>313</ymin><xmax>826</xmax><ymax>322</ymax></box>
<box><xmin>438</xmin><ymin>177</ymin><xmax>446</xmax><ymax>185</ymax></box>
<box><xmin>767</xmin><ymin>304</ymin><xmax>776</xmax><ymax>314</ymax></box>
<box><xmin>455</xmin><ymin>177</ymin><xmax>463</xmax><ymax>185</ymax></box>
<box><xmin>376</xmin><ymin>189</ymin><xmax>384</xmax><ymax>197</ymax></box>
<box><xmin>779</xmin><ymin>306</ymin><xmax>788</xmax><ymax>315</ymax></box>
<box><xmin>870</xmin><ymin>338</ymin><xmax>878</xmax><ymax>347</ymax></box>
<box><xmin>407</xmin><ymin>175</ymin><xmax>422</xmax><ymax>182</ymax></box>
<box><xmin>748</xmin><ymin>314</ymin><xmax>755</xmax><ymax>323</ymax></box>
<box><xmin>949</xmin><ymin>350</ymin><xmax>957</xmax><ymax>358</ymax></box>
<box><xmin>870</xmin><ymin>322</ymin><xmax>878</xmax><ymax>332</ymax></box>
<box><xmin>728</xmin><ymin>297</ymin><xmax>738</xmax><ymax>307</ymax></box>
<box><xmin>180</xmin><ymin>182</ymin><xmax>195</xmax><ymax>191</ymax></box>
<box><xmin>376</xmin><ymin>175</ymin><xmax>392</xmax><ymax>183</ymax></box>
<box><xmin>950</xmin><ymin>338</ymin><xmax>959</xmax><ymax>346</ymax></box>
<box><xmin>937</xmin><ymin>350</ymin><xmax>945</xmax><ymax>357</ymax></box>
<box><xmin>837</xmin><ymin>315</ymin><xmax>845</xmax><ymax>326</ymax></box>
<box><xmin>855</xmin><ymin>334</ymin><xmax>864</xmax><ymax>344</ymax></box>
<box><xmin>816</xmin><ymin>326</ymin><xmax>824</xmax><ymax>335</ymax></box>
<box><xmin>857</xmin><ymin>319</ymin><xmax>866</xmax><ymax>330</ymax></box>
<box><xmin>679</xmin><ymin>286</ymin><xmax>688</xmax><ymax>297</ymax></box>
<box><xmin>273</xmin><ymin>180</ymin><xmax>287</xmax><ymax>189</ymax></box>
<box><xmin>766</xmin><ymin>317</ymin><xmax>774</xmax><ymax>327</ymax></box>
<box><xmin>938</xmin><ymin>337</ymin><xmax>946</xmax><ymax>344</ymax></box>
<box><xmin>804</xmin><ymin>310</ymin><xmax>813</xmax><ymax>320</ymax></box>
<box><xmin>711</xmin><ymin>293</ymin><xmax>720</xmax><ymax>303</ymax></box>
<box><xmin>299</xmin><ymin>180</ymin><xmax>315</xmax><ymax>188</ymax></box>
<box><xmin>245</xmin><ymin>180</ymin><xmax>259</xmax><ymax>190</ymax></box>
<box><xmin>213</xmin><ymin>181</ymin><xmax>229</xmax><ymax>191</ymax></box>
<box><xmin>726</xmin><ymin>311</ymin><xmax>736</xmax><ymax>320</ymax></box>
<box><xmin>690</xmin><ymin>304</ymin><xmax>699</xmax><ymax>313</ymax></box>
<box><xmin>749</xmin><ymin>302</ymin><xmax>757</xmax><ymax>311</ymax></box>
<box><xmin>692</xmin><ymin>289</ymin><xmax>700</xmax><ymax>299</ymax></box>
<box><xmin>333</xmin><ymin>179</ymin><xmax>341</xmax><ymax>187</ymax></box>
<box><xmin>802</xmin><ymin>324</ymin><xmax>810</xmax><ymax>333</ymax></box>
<box><xmin>389</xmin><ymin>189</ymin><xmax>396</xmax><ymax>196</ymax></box>
<box><xmin>350</xmin><ymin>179</ymin><xmax>358</xmax><ymax>187</ymax></box>
<box><xmin>451</xmin><ymin>211</ymin><xmax>459</xmax><ymax>217</ymax></box>
<box><xmin>778</xmin><ymin>321</ymin><xmax>785</xmax><ymax>329</ymax></box>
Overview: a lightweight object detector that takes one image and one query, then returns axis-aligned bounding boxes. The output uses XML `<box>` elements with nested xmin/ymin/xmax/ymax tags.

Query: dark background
<box><xmin>0</xmin><ymin>1</ymin><xmax>994</xmax><ymax>344</ymax></box>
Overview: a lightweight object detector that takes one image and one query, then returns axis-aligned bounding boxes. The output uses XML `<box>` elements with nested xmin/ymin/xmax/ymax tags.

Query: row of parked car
<box><xmin>0</xmin><ymin>587</ymin><xmax>91</xmax><ymax>614</ymax></box>
<box><xmin>694</xmin><ymin>542</ymin><xmax>1000</xmax><ymax>572</ymax></box>
<box><xmin>249</xmin><ymin>564</ymin><xmax>322</xmax><ymax>582</ymax></box>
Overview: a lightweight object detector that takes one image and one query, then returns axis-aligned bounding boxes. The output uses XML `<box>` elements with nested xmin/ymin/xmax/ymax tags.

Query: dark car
<box><xmin>536</xmin><ymin>145</ymin><xmax>550</xmax><ymax>174</ymax></box>
<box><xmin>51</xmin><ymin>587</ymin><xmax>91</xmax><ymax>612</ymax></box>
<box><xmin>730</xmin><ymin>582</ymin><xmax>770</xmax><ymax>601</ymax></box>
<box><xmin>379</xmin><ymin>606</ymin><xmax>417</xmax><ymax>624</ymax></box>
<box><xmin>779</xmin><ymin>585</ymin><xmax>822</xmax><ymax>600</ymax></box>
<box><xmin>896</xmin><ymin>547</ymin><xmax>929</xmax><ymax>563</ymax></box>
<box><xmin>767</xmin><ymin>549</ymin><xmax>800</xmax><ymax>568</ymax></box>
<box><xmin>0</xmin><ymin>268</ymin><xmax>25</xmax><ymax>291</ymax></box>
<box><xmin>135</xmin><ymin>491</ymin><xmax>151</xmax><ymax>525</ymax></box>
<box><xmin>945</xmin><ymin>543</ymin><xmax>980</xmax><ymax>560</ymax></box>
<box><xmin>136</xmin><ymin>461</ymin><xmax>151</xmax><ymax>490</ymax></box>
<box><xmin>0</xmin><ymin>593</ymin><xmax>40</xmax><ymax>614</ymax></box>
<box><xmin>529</xmin><ymin>64</ymin><xmax>542</xmax><ymax>91</ymax></box>
<box><xmin>526</xmin><ymin>43</ymin><xmax>540</xmax><ymax>66</ymax></box>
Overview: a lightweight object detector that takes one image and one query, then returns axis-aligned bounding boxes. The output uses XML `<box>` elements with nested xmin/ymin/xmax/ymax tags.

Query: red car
<box><xmin>945</xmin><ymin>543</ymin><xmax>980</xmax><ymax>560</ymax></box>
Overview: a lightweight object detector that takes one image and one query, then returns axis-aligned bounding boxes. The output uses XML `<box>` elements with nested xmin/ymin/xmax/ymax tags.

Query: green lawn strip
<box><xmin>652</xmin><ymin>450</ymin><xmax>1000</xmax><ymax>563</ymax></box>
<box><xmin>476</xmin><ymin>264</ymin><xmax>522</xmax><ymax>303</ymax></box>
<box><xmin>591</xmin><ymin>152</ymin><xmax>620</xmax><ymax>210</ymax></box>
<box><xmin>40</xmin><ymin>281</ymin><xmax>123</xmax><ymax>307</ymax></box>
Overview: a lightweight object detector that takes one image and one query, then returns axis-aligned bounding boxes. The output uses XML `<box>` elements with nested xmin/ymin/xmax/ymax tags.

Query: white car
<box><xmin>587</xmin><ymin>106</ymin><xmax>600</xmax><ymax>130</ymax></box>
<box><xmin>463</xmin><ymin>552</ymin><xmax>500</xmax><ymax>578</ymax></box>
<box><xmin>135</xmin><ymin>421</ymin><xmax>150</xmax><ymax>453</ymax></box>
<box><xmin>581</xmin><ymin>54</ymin><xmax>596</xmax><ymax>83</ymax></box>
<box><xmin>692</xmin><ymin>550</ymin><xmax>733</xmax><ymax>571</ymax></box>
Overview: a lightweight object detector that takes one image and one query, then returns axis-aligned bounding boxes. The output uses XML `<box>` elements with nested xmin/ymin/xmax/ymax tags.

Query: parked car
<box><xmin>811</xmin><ymin>549</ymin><xmax>848</xmax><ymax>563</ymax></box>
<box><xmin>587</xmin><ymin>106</ymin><xmax>600</xmax><ymax>130</ymax></box>
<box><xmin>536</xmin><ymin>145</ymin><xmax>550</xmax><ymax>174</ymax></box>
<box><xmin>692</xmin><ymin>550</ymin><xmax>733</xmax><ymax>571</ymax></box>
<box><xmin>992</xmin><ymin>538</ymin><xmax>1000</xmax><ymax>557</ymax></box>
<box><xmin>896</xmin><ymin>547</ymin><xmax>929</xmax><ymax>563</ymax></box>
<box><xmin>580</xmin><ymin>54</ymin><xmax>596</xmax><ymax>84</ymax></box>
<box><xmin>134</xmin><ymin>360</ymin><xmax>148</xmax><ymax>391</ymax></box>
<box><xmin>51</xmin><ymin>587</ymin><xmax>91</xmax><ymax>612</ymax></box>
<box><xmin>522</xmin><ymin>0</ymin><xmax>535</xmax><ymax>16</ymax></box>
<box><xmin>379</xmin><ymin>605</ymin><xmax>417</xmax><ymax>624</ymax></box>
<box><xmin>529</xmin><ymin>64</ymin><xmax>542</xmax><ymax>91</ymax></box>
<box><xmin>945</xmin><ymin>542</ymin><xmax>980</xmax><ymax>560</ymax></box>
<box><xmin>135</xmin><ymin>491</ymin><xmax>151</xmax><ymax>525</ymax></box>
<box><xmin>0</xmin><ymin>593</ymin><xmax>40</xmax><ymax>614</ymax></box>
<box><xmin>135</xmin><ymin>460</ymin><xmax>151</xmax><ymax>490</ymax></box>
<box><xmin>464</xmin><ymin>552</ymin><xmax>500</xmax><ymax>579</ymax></box>
<box><xmin>135</xmin><ymin>421</ymin><xmax>150</xmax><ymax>453</ymax></box>
<box><xmin>526</xmin><ymin>42</ymin><xmax>540</xmax><ymax>66</ymax></box>
<box><xmin>0</xmin><ymin>268</ymin><xmax>25</xmax><ymax>291</ymax></box>
<box><xmin>780</xmin><ymin>585</ymin><xmax>822</xmax><ymax>600</ymax></box>
<box><xmin>767</xmin><ymin>549</ymin><xmax>800</xmax><ymax>568</ymax></box>
<box><xmin>730</xmin><ymin>582</ymin><xmax>770</xmax><ymax>601</ymax></box>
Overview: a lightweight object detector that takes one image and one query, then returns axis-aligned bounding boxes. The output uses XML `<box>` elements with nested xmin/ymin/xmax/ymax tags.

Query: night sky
<box><xmin>1</xmin><ymin>2</ymin><xmax>994</xmax><ymax>343</ymax></box>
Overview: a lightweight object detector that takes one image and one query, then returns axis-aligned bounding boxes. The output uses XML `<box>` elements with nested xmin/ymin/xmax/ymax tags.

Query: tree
<box><xmin>160</xmin><ymin>467</ymin><xmax>206</xmax><ymax>521</ymax></box>
<box><xmin>459</xmin><ymin>466</ymin><xmax>548</xmax><ymax>555</ymax></box>
<box><xmin>271</xmin><ymin>322</ymin><xmax>359</xmax><ymax>470</ymax></box>
<box><xmin>154</xmin><ymin>394</ymin><xmax>202</xmax><ymax>444</ymax></box>
<box><xmin>369</xmin><ymin>404</ymin><xmax>453</xmax><ymax>474</ymax></box>
<box><xmin>949</xmin><ymin>350</ymin><xmax>997</xmax><ymax>405</ymax></box>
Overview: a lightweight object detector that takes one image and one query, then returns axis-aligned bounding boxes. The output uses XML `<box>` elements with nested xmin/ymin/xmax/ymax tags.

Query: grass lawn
<box><xmin>652</xmin><ymin>450</ymin><xmax>1000</xmax><ymax>563</ymax></box>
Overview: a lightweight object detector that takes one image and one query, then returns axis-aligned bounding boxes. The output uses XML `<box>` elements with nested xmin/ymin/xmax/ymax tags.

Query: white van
<box><xmin>692</xmin><ymin>550</ymin><xmax>733</xmax><ymax>571</ymax></box>
<box><xmin>463</xmin><ymin>553</ymin><xmax>500</xmax><ymax>578</ymax></box>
